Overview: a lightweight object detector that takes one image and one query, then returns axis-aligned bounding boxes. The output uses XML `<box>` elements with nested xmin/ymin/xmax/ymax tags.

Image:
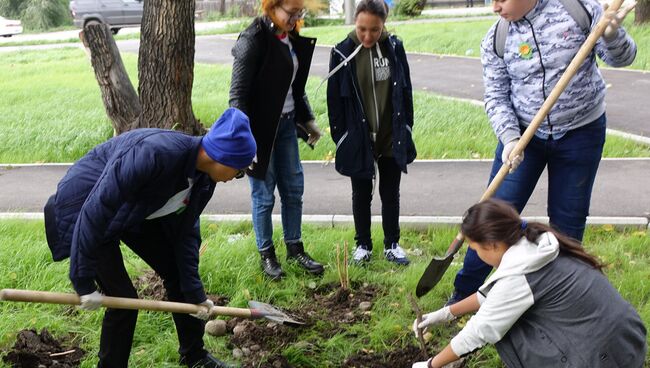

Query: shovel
<box><xmin>415</xmin><ymin>0</ymin><xmax>626</xmax><ymax>298</ymax></box>
<box><xmin>0</xmin><ymin>289</ymin><xmax>304</xmax><ymax>326</ymax></box>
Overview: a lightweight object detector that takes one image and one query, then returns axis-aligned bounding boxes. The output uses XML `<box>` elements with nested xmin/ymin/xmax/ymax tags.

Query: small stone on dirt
<box><xmin>249</xmin><ymin>344</ymin><xmax>261</xmax><ymax>352</ymax></box>
<box><xmin>358</xmin><ymin>301</ymin><xmax>372</xmax><ymax>311</ymax></box>
<box><xmin>232</xmin><ymin>348</ymin><xmax>243</xmax><ymax>359</ymax></box>
<box><xmin>205</xmin><ymin>320</ymin><xmax>227</xmax><ymax>337</ymax></box>
<box><xmin>233</xmin><ymin>324</ymin><xmax>246</xmax><ymax>337</ymax></box>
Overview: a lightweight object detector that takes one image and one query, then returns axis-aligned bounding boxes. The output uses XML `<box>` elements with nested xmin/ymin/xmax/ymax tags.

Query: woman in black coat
<box><xmin>327</xmin><ymin>0</ymin><xmax>416</xmax><ymax>266</ymax></box>
<box><xmin>229</xmin><ymin>0</ymin><xmax>324</xmax><ymax>279</ymax></box>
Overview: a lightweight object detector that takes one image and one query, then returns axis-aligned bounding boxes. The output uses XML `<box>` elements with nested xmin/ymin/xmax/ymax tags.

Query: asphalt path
<box><xmin>114</xmin><ymin>35</ymin><xmax>650</xmax><ymax>138</ymax></box>
<box><xmin>2</xmin><ymin>160</ymin><xmax>649</xmax><ymax>218</ymax></box>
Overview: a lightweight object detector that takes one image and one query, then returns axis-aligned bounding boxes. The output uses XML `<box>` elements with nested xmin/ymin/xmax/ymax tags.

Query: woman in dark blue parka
<box><xmin>44</xmin><ymin>108</ymin><xmax>255</xmax><ymax>368</ymax></box>
<box><xmin>327</xmin><ymin>0</ymin><xmax>416</xmax><ymax>266</ymax></box>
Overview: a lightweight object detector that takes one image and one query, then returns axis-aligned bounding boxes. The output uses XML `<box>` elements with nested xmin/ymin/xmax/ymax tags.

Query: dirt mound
<box><xmin>133</xmin><ymin>270</ymin><xmax>167</xmax><ymax>300</ymax></box>
<box><xmin>226</xmin><ymin>318</ymin><xmax>298</xmax><ymax>368</ymax></box>
<box><xmin>300</xmin><ymin>282</ymin><xmax>381</xmax><ymax>327</ymax></box>
<box><xmin>133</xmin><ymin>270</ymin><xmax>229</xmax><ymax>306</ymax></box>
<box><xmin>342</xmin><ymin>345</ymin><xmax>428</xmax><ymax>368</ymax></box>
<box><xmin>2</xmin><ymin>329</ymin><xmax>85</xmax><ymax>367</ymax></box>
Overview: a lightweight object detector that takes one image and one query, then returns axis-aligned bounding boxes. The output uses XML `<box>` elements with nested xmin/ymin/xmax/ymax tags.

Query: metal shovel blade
<box><xmin>415</xmin><ymin>236</ymin><xmax>464</xmax><ymax>298</ymax></box>
<box><xmin>416</xmin><ymin>255</ymin><xmax>455</xmax><ymax>298</ymax></box>
<box><xmin>248</xmin><ymin>300</ymin><xmax>304</xmax><ymax>326</ymax></box>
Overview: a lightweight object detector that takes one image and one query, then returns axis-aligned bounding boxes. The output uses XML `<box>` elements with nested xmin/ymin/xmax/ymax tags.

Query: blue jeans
<box><xmin>454</xmin><ymin>114</ymin><xmax>606</xmax><ymax>296</ymax></box>
<box><xmin>249</xmin><ymin>113</ymin><xmax>304</xmax><ymax>252</ymax></box>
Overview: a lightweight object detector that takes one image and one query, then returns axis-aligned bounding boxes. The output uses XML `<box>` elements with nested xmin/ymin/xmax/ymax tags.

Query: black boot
<box><xmin>286</xmin><ymin>241</ymin><xmax>324</xmax><ymax>275</ymax></box>
<box><xmin>260</xmin><ymin>246</ymin><xmax>284</xmax><ymax>280</ymax></box>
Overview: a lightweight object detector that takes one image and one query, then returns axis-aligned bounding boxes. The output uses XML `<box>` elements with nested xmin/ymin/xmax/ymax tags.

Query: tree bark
<box><xmin>636</xmin><ymin>0</ymin><xmax>649</xmax><ymax>24</ymax></box>
<box><xmin>81</xmin><ymin>25</ymin><xmax>141</xmax><ymax>135</ymax></box>
<box><xmin>138</xmin><ymin>0</ymin><xmax>204</xmax><ymax>135</ymax></box>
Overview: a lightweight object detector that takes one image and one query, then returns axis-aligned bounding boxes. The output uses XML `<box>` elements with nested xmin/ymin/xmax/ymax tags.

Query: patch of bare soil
<box><xmin>225</xmin><ymin>317</ymin><xmax>298</xmax><ymax>368</ymax></box>
<box><xmin>342</xmin><ymin>344</ymin><xmax>429</xmax><ymax>368</ymax></box>
<box><xmin>133</xmin><ymin>270</ymin><xmax>167</xmax><ymax>300</ymax></box>
<box><xmin>2</xmin><ymin>329</ymin><xmax>85</xmax><ymax>368</ymax></box>
<box><xmin>219</xmin><ymin>283</ymin><xmax>385</xmax><ymax>367</ymax></box>
<box><xmin>300</xmin><ymin>282</ymin><xmax>382</xmax><ymax>326</ymax></box>
<box><xmin>133</xmin><ymin>270</ymin><xmax>230</xmax><ymax>306</ymax></box>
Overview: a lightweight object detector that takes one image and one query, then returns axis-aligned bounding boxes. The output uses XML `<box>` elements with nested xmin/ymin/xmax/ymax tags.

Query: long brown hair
<box><xmin>460</xmin><ymin>199</ymin><xmax>603</xmax><ymax>270</ymax></box>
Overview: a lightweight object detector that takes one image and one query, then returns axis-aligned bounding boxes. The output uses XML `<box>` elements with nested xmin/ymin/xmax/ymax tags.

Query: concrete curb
<box><xmin>2</xmin><ymin>213</ymin><xmax>648</xmax><ymax>230</ymax></box>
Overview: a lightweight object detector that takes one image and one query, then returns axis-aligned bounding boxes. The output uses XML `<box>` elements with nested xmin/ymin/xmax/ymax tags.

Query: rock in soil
<box><xmin>2</xmin><ymin>329</ymin><xmax>85</xmax><ymax>367</ymax></box>
<box><xmin>205</xmin><ymin>320</ymin><xmax>227</xmax><ymax>337</ymax></box>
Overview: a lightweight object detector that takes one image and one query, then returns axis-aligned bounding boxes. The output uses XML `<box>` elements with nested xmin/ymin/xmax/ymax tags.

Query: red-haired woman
<box><xmin>412</xmin><ymin>199</ymin><xmax>646</xmax><ymax>368</ymax></box>
<box><xmin>229</xmin><ymin>0</ymin><xmax>324</xmax><ymax>279</ymax></box>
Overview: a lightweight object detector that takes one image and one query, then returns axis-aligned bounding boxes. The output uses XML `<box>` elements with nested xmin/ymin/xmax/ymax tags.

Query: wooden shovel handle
<box><xmin>443</xmin><ymin>0</ymin><xmax>624</xmax><ymax>255</ymax></box>
<box><xmin>0</xmin><ymin>289</ymin><xmax>254</xmax><ymax>319</ymax></box>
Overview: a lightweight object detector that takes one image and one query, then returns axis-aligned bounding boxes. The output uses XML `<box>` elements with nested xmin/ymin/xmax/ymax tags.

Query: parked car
<box><xmin>69</xmin><ymin>0</ymin><xmax>143</xmax><ymax>35</ymax></box>
<box><xmin>0</xmin><ymin>16</ymin><xmax>23</xmax><ymax>37</ymax></box>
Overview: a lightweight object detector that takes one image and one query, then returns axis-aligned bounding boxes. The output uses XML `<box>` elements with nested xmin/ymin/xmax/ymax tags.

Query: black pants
<box><xmin>95</xmin><ymin>219</ymin><xmax>207</xmax><ymax>368</ymax></box>
<box><xmin>351</xmin><ymin>156</ymin><xmax>402</xmax><ymax>250</ymax></box>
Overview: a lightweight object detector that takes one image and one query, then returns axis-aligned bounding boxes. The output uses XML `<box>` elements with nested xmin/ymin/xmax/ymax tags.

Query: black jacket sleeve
<box><xmin>229</xmin><ymin>26</ymin><xmax>262</xmax><ymax>116</ymax></box>
<box><xmin>397</xmin><ymin>41</ymin><xmax>414</xmax><ymax>128</ymax></box>
<box><xmin>327</xmin><ymin>48</ymin><xmax>345</xmax><ymax>144</ymax></box>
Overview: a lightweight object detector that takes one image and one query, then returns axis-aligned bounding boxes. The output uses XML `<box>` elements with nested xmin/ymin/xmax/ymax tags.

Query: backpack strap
<box><xmin>493</xmin><ymin>0</ymin><xmax>591</xmax><ymax>59</ymax></box>
<box><xmin>557</xmin><ymin>0</ymin><xmax>592</xmax><ymax>34</ymax></box>
<box><xmin>493</xmin><ymin>18</ymin><xmax>510</xmax><ymax>59</ymax></box>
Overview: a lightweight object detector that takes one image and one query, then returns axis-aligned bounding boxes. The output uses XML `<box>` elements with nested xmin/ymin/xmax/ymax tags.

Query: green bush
<box><xmin>0</xmin><ymin>0</ymin><xmax>72</xmax><ymax>31</ymax></box>
<box><xmin>0</xmin><ymin>0</ymin><xmax>27</xmax><ymax>18</ymax></box>
<box><xmin>393</xmin><ymin>0</ymin><xmax>426</xmax><ymax>16</ymax></box>
<box><xmin>22</xmin><ymin>0</ymin><xmax>72</xmax><ymax>31</ymax></box>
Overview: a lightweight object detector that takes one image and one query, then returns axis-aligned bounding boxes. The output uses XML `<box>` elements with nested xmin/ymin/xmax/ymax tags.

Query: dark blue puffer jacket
<box><xmin>44</xmin><ymin>129</ymin><xmax>215</xmax><ymax>303</ymax></box>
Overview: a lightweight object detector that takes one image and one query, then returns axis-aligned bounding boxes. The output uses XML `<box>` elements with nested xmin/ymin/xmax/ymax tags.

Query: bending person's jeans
<box><xmin>454</xmin><ymin>114</ymin><xmax>606</xmax><ymax>297</ymax></box>
<box><xmin>249</xmin><ymin>112</ymin><xmax>304</xmax><ymax>251</ymax></box>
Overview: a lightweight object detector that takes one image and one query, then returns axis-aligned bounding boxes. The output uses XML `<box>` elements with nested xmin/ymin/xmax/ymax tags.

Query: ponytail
<box><xmin>461</xmin><ymin>199</ymin><xmax>603</xmax><ymax>271</ymax></box>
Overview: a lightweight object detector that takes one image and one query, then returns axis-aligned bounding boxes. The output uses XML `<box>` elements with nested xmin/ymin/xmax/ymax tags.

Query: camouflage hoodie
<box><xmin>481</xmin><ymin>0</ymin><xmax>636</xmax><ymax>144</ymax></box>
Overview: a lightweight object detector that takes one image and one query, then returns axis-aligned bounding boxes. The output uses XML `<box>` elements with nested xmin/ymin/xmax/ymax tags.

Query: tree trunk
<box><xmin>636</xmin><ymin>0</ymin><xmax>650</xmax><ymax>24</ymax></box>
<box><xmin>81</xmin><ymin>25</ymin><xmax>141</xmax><ymax>135</ymax></box>
<box><xmin>138</xmin><ymin>0</ymin><xmax>204</xmax><ymax>135</ymax></box>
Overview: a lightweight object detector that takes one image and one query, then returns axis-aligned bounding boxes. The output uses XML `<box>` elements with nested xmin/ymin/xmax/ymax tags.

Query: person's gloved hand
<box><xmin>602</xmin><ymin>1</ymin><xmax>636</xmax><ymax>42</ymax></box>
<box><xmin>79</xmin><ymin>291</ymin><xmax>103</xmax><ymax>311</ymax></box>
<box><xmin>502</xmin><ymin>139</ymin><xmax>524</xmax><ymax>174</ymax></box>
<box><xmin>413</xmin><ymin>306</ymin><xmax>456</xmax><ymax>337</ymax></box>
<box><xmin>305</xmin><ymin>120</ymin><xmax>322</xmax><ymax>146</ymax></box>
<box><xmin>190</xmin><ymin>299</ymin><xmax>214</xmax><ymax>321</ymax></box>
<box><xmin>412</xmin><ymin>359</ymin><xmax>431</xmax><ymax>368</ymax></box>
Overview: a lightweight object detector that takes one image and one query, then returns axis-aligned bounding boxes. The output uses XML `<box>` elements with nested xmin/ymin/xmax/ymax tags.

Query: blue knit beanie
<box><xmin>201</xmin><ymin>108</ymin><xmax>256</xmax><ymax>169</ymax></box>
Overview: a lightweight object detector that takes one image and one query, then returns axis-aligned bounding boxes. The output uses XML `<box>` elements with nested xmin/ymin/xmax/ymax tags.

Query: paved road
<box><xmin>114</xmin><ymin>35</ymin><xmax>650</xmax><ymax>139</ymax></box>
<box><xmin>3</xmin><ymin>19</ymin><xmax>648</xmax><ymax>138</ymax></box>
<box><xmin>2</xmin><ymin>160</ymin><xmax>649</xmax><ymax>218</ymax></box>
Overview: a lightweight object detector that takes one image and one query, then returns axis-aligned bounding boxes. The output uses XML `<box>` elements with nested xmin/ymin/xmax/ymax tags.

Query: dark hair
<box><xmin>460</xmin><ymin>199</ymin><xmax>603</xmax><ymax>270</ymax></box>
<box><xmin>355</xmin><ymin>0</ymin><xmax>389</xmax><ymax>21</ymax></box>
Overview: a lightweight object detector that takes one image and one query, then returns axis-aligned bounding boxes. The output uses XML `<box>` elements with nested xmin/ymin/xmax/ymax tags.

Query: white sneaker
<box><xmin>384</xmin><ymin>243</ymin><xmax>410</xmax><ymax>265</ymax></box>
<box><xmin>352</xmin><ymin>245</ymin><xmax>372</xmax><ymax>264</ymax></box>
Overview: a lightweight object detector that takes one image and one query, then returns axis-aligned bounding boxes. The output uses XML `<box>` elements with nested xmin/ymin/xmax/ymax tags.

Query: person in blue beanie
<box><xmin>43</xmin><ymin>108</ymin><xmax>255</xmax><ymax>368</ymax></box>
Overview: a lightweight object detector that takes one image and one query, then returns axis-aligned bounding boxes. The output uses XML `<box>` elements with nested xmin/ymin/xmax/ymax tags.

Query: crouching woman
<box><xmin>412</xmin><ymin>199</ymin><xmax>647</xmax><ymax>368</ymax></box>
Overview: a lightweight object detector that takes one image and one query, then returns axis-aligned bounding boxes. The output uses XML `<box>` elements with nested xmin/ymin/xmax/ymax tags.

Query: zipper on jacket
<box><xmin>524</xmin><ymin>17</ymin><xmax>553</xmax><ymax>132</ymax></box>
<box><xmin>335</xmin><ymin>131</ymin><xmax>349</xmax><ymax>151</ymax></box>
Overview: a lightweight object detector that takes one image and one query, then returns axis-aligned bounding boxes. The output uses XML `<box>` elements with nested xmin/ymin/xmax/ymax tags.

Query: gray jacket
<box><xmin>451</xmin><ymin>233</ymin><xmax>647</xmax><ymax>367</ymax></box>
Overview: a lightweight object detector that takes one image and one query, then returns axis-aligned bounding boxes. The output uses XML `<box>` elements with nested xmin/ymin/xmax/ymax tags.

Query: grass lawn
<box><xmin>0</xmin><ymin>220</ymin><xmax>647</xmax><ymax>367</ymax></box>
<box><xmin>0</xmin><ymin>48</ymin><xmax>648</xmax><ymax>164</ymax></box>
<box><xmin>301</xmin><ymin>16</ymin><xmax>650</xmax><ymax>71</ymax></box>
